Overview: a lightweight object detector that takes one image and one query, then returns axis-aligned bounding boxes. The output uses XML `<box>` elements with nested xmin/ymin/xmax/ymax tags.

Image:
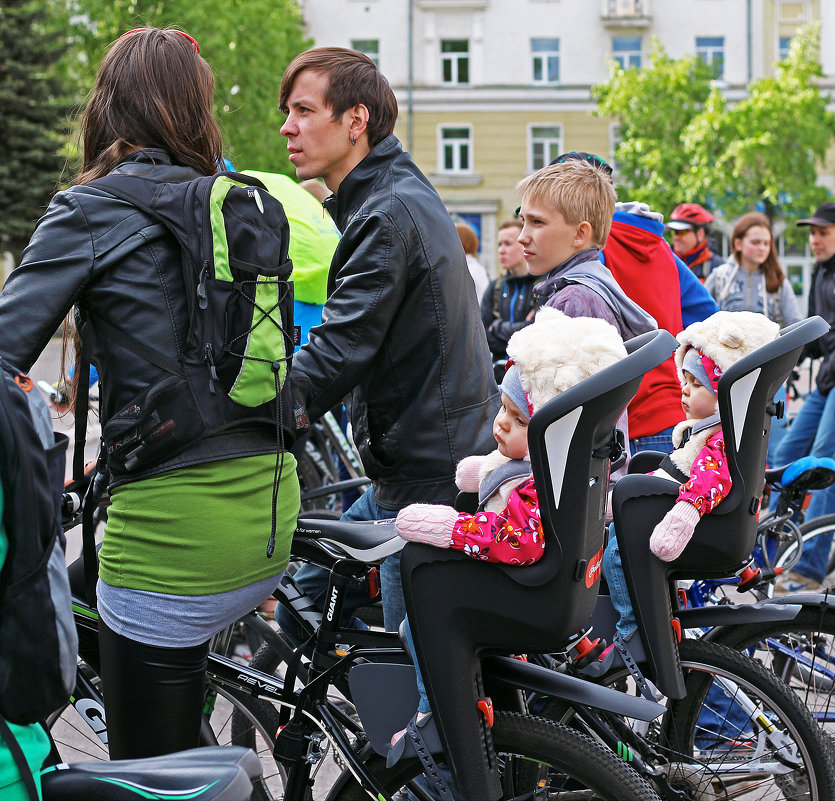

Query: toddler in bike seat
<box><xmin>388</xmin><ymin>307</ymin><xmax>627</xmax><ymax>764</ymax></box>
<box><xmin>604</xmin><ymin>310</ymin><xmax>779</xmax><ymax>644</ymax></box>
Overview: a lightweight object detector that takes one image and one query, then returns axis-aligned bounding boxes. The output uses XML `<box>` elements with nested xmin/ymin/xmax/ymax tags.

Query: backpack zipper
<box><xmin>197</xmin><ymin>261</ymin><xmax>210</xmax><ymax>310</ymax></box>
<box><xmin>204</xmin><ymin>343</ymin><xmax>218</xmax><ymax>393</ymax></box>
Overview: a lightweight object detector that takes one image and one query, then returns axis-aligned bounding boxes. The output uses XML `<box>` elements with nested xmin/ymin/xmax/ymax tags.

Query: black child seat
<box><xmin>400</xmin><ymin>328</ymin><xmax>677</xmax><ymax>801</ymax></box>
<box><xmin>610</xmin><ymin>316</ymin><xmax>829</xmax><ymax>700</ymax></box>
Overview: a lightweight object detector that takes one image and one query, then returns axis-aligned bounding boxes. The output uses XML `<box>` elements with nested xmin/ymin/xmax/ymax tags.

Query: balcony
<box><xmin>601</xmin><ymin>0</ymin><xmax>651</xmax><ymax>28</ymax></box>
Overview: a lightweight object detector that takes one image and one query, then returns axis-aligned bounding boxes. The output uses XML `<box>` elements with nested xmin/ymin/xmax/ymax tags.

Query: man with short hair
<box><xmin>277</xmin><ymin>47</ymin><xmax>498</xmax><ymax>632</ymax></box>
<box><xmin>667</xmin><ymin>203</ymin><xmax>725</xmax><ymax>281</ymax></box>
<box><xmin>775</xmin><ymin>202</ymin><xmax>835</xmax><ymax>592</ymax></box>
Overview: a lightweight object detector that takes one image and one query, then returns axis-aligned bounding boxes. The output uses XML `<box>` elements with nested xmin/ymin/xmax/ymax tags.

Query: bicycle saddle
<box><xmin>765</xmin><ymin>455</ymin><xmax>835</xmax><ymax>492</ymax></box>
<box><xmin>294</xmin><ymin>517</ymin><xmax>403</xmax><ymax>562</ymax></box>
<box><xmin>40</xmin><ymin>746</ymin><xmax>260</xmax><ymax>801</ymax></box>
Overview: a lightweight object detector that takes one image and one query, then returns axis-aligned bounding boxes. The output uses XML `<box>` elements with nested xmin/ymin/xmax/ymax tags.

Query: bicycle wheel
<box><xmin>326</xmin><ymin>711</ymin><xmax>660</xmax><ymax>801</ymax></box>
<box><xmin>297</xmin><ymin>428</ymin><xmax>343</xmax><ymax>515</ymax></box>
<box><xmin>44</xmin><ymin>666</ymin><xmax>285</xmax><ymax>801</ymax></box>
<box><xmin>773</xmin><ymin>514</ymin><xmax>835</xmax><ymax>582</ymax></box>
<box><xmin>709</xmin><ymin>604</ymin><xmax>835</xmax><ymax>738</ymax></box>
<box><xmin>665</xmin><ymin>639</ymin><xmax>835</xmax><ymax>800</ymax></box>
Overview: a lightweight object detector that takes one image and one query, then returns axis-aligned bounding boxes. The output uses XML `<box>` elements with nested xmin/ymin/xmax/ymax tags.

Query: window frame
<box><xmin>438</xmin><ymin>124</ymin><xmax>474</xmax><ymax>174</ymax></box>
<box><xmin>350</xmin><ymin>38</ymin><xmax>380</xmax><ymax>67</ymax></box>
<box><xmin>612</xmin><ymin>36</ymin><xmax>642</xmax><ymax>70</ymax></box>
<box><xmin>531</xmin><ymin>37</ymin><xmax>560</xmax><ymax>84</ymax></box>
<box><xmin>441</xmin><ymin>39</ymin><xmax>470</xmax><ymax>85</ymax></box>
<box><xmin>696</xmin><ymin>35</ymin><xmax>725</xmax><ymax>79</ymax></box>
<box><xmin>527</xmin><ymin>123</ymin><xmax>563</xmax><ymax>173</ymax></box>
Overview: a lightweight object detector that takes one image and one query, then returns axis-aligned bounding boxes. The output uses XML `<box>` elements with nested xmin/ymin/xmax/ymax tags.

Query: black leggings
<box><xmin>98</xmin><ymin>619</ymin><xmax>210</xmax><ymax>760</ymax></box>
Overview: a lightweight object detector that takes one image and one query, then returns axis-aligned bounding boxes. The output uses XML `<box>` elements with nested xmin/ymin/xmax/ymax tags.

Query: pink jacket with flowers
<box><xmin>449</xmin><ymin>476</ymin><xmax>545</xmax><ymax>565</ymax></box>
<box><xmin>676</xmin><ymin>430</ymin><xmax>731</xmax><ymax>515</ymax></box>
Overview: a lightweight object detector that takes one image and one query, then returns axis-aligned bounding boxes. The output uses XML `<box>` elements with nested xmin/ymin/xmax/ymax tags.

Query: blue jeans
<box><xmin>766</xmin><ymin>385</ymin><xmax>789</xmax><ymax>468</ymax></box>
<box><xmin>775</xmin><ymin>387</ymin><xmax>835</xmax><ymax>583</ymax></box>
<box><xmin>275</xmin><ymin>487</ymin><xmax>399</xmax><ymax>644</ymax></box>
<box><xmin>629</xmin><ymin>425</ymin><xmax>676</xmax><ymax>457</ymax></box>
<box><xmin>403</xmin><ymin>616</ymin><xmax>432</xmax><ymax>714</ymax></box>
<box><xmin>603</xmin><ymin>526</ymin><xmax>637</xmax><ymax>640</ymax></box>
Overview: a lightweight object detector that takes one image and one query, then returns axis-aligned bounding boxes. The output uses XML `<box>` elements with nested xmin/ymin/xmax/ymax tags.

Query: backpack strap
<box><xmin>90</xmin><ymin>314</ymin><xmax>185</xmax><ymax>378</ymax></box>
<box><xmin>0</xmin><ymin>715</ymin><xmax>39</xmax><ymax>801</ymax></box>
<box><xmin>90</xmin><ymin>174</ymin><xmax>161</xmax><ymax>215</ymax></box>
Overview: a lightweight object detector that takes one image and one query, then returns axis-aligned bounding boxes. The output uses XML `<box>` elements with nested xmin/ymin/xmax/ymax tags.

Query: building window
<box><xmin>439</xmin><ymin>126</ymin><xmax>472</xmax><ymax>172</ymax></box>
<box><xmin>696</xmin><ymin>36</ymin><xmax>724</xmax><ymax>79</ymax></box>
<box><xmin>351</xmin><ymin>39</ymin><xmax>379</xmax><ymax>67</ymax></box>
<box><xmin>528</xmin><ymin>125</ymin><xmax>563</xmax><ymax>172</ymax></box>
<box><xmin>531</xmin><ymin>38</ymin><xmax>560</xmax><ymax>84</ymax></box>
<box><xmin>612</xmin><ymin>36</ymin><xmax>642</xmax><ymax>70</ymax></box>
<box><xmin>441</xmin><ymin>40</ymin><xmax>469</xmax><ymax>84</ymax></box>
<box><xmin>779</xmin><ymin>36</ymin><xmax>792</xmax><ymax>60</ymax></box>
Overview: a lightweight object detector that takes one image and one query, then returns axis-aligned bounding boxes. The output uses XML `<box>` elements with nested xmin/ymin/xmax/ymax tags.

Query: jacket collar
<box><xmin>818</xmin><ymin>252</ymin><xmax>835</xmax><ymax>272</ymax></box>
<box><xmin>324</xmin><ymin>135</ymin><xmax>402</xmax><ymax>232</ymax></box>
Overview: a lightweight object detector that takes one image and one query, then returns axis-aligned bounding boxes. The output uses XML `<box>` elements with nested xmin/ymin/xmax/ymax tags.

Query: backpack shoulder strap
<box><xmin>89</xmin><ymin>174</ymin><xmax>161</xmax><ymax>215</ymax></box>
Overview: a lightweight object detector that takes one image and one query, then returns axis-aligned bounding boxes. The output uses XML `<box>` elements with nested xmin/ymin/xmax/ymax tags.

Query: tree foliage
<box><xmin>0</xmin><ymin>0</ymin><xmax>73</xmax><ymax>264</ymax></box>
<box><xmin>65</xmin><ymin>0</ymin><xmax>311</xmax><ymax>173</ymax></box>
<box><xmin>681</xmin><ymin>24</ymin><xmax>835</xmax><ymax>233</ymax></box>
<box><xmin>593</xmin><ymin>38</ymin><xmax>717</xmax><ymax>213</ymax></box>
<box><xmin>593</xmin><ymin>25</ymin><xmax>835</xmax><ymax>237</ymax></box>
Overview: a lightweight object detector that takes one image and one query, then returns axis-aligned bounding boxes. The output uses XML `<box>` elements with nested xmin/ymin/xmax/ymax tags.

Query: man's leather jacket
<box><xmin>806</xmin><ymin>252</ymin><xmax>835</xmax><ymax>396</ymax></box>
<box><xmin>293</xmin><ymin>135</ymin><xmax>499</xmax><ymax>508</ymax></box>
<box><xmin>0</xmin><ymin>149</ymin><xmax>275</xmax><ymax>483</ymax></box>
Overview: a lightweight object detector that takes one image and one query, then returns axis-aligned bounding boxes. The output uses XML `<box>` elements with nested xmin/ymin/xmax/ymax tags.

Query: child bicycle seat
<box><xmin>400</xmin><ymin>328</ymin><xmax>676</xmax><ymax>801</ymax></box>
<box><xmin>611</xmin><ymin>316</ymin><xmax>829</xmax><ymax>700</ymax></box>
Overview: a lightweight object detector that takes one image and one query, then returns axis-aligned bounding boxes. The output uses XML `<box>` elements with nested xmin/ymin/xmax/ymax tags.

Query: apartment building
<box><xmin>298</xmin><ymin>0</ymin><xmax>834</xmax><ymax>279</ymax></box>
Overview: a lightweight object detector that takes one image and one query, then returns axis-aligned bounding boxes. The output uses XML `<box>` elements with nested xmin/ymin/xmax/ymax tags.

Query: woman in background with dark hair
<box><xmin>704</xmin><ymin>211</ymin><xmax>800</xmax><ymax>327</ymax></box>
<box><xmin>704</xmin><ymin>211</ymin><xmax>802</xmax><ymax>472</ymax></box>
<box><xmin>0</xmin><ymin>28</ymin><xmax>299</xmax><ymax>759</ymax></box>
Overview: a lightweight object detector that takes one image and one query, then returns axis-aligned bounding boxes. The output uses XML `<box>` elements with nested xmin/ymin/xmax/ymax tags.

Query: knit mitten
<box><xmin>649</xmin><ymin>501</ymin><xmax>701</xmax><ymax>562</ymax></box>
<box><xmin>395</xmin><ymin>504</ymin><xmax>459</xmax><ymax>548</ymax></box>
<box><xmin>455</xmin><ymin>455</ymin><xmax>487</xmax><ymax>492</ymax></box>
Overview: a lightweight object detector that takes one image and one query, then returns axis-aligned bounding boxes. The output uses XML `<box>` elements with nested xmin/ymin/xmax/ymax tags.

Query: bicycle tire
<box><xmin>708</xmin><ymin>604</ymin><xmax>835</xmax><ymax>739</ymax></box>
<box><xmin>326</xmin><ymin>710</ymin><xmax>660</xmax><ymax>801</ymax></box>
<box><xmin>665</xmin><ymin>639</ymin><xmax>835</xmax><ymax>800</ymax></box>
<box><xmin>44</xmin><ymin>669</ymin><xmax>285</xmax><ymax>801</ymax></box>
<box><xmin>773</xmin><ymin>513</ymin><xmax>835</xmax><ymax>581</ymax></box>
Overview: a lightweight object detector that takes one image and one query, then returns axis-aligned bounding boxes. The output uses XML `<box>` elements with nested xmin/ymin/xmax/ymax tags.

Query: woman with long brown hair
<box><xmin>704</xmin><ymin>211</ymin><xmax>801</xmax><ymax>327</ymax></box>
<box><xmin>0</xmin><ymin>28</ymin><xmax>299</xmax><ymax>759</ymax></box>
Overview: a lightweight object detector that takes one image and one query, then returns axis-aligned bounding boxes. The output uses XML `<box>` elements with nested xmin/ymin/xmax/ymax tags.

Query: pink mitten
<box><xmin>455</xmin><ymin>455</ymin><xmax>486</xmax><ymax>492</ymax></box>
<box><xmin>395</xmin><ymin>504</ymin><xmax>459</xmax><ymax>548</ymax></box>
<box><xmin>649</xmin><ymin>502</ymin><xmax>701</xmax><ymax>562</ymax></box>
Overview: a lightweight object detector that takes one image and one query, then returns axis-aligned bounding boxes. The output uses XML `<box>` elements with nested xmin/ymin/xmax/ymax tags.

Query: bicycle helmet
<box><xmin>667</xmin><ymin>203</ymin><xmax>714</xmax><ymax>230</ymax></box>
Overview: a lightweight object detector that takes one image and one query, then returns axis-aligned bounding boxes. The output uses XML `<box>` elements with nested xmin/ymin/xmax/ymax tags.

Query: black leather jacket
<box><xmin>0</xmin><ymin>149</ymin><xmax>275</xmax><ymax>483</ymax></box>
<box><xmin>293</xmin><ymin>135</ymin><xmax>499</xmax><ymax>508</ymax></box>
<box><xmin>806</xmin><ymin>253</ymin><xmax>835</xmax><ymax>396</ymax></box>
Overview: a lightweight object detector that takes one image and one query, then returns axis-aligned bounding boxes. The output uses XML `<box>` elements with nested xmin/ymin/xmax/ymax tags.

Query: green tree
<box><xmin>592</xmin><ymin>38</ymin><xmax>717</xmax><ymax>213</ymax></box>
<box><xmin>681</xmin><ymin>24</ymin><xmax>835</xmax><ymax>235</ymax></box>
<box><xmin>0</xmin><ymin>0</ymin><xmax>72</xmax><ymax>266</ymax></box>
<box><xmin>66</xmin><ymin>0</ymin><xmax>311</xmax><ymax>173</ymax></box>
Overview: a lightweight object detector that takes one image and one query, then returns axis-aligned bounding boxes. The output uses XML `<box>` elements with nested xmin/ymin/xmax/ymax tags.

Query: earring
<box><xmin>350</xmin><ymin>136</ymin><xmax>357</xmax><ymax>146</ymax></box>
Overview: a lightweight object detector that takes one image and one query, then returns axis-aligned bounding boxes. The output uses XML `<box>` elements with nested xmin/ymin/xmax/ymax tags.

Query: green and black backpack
<box><xmin>85</xmin><ymin>171</ymin><xmax>297</xmax><ymax>478</ymax></box>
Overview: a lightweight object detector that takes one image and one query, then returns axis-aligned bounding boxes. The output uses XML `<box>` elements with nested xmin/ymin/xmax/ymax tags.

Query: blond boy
<box><xmin>516</xmin><ymin>160</ymin><xmax>655</xmax><ymax>339</ymax></box>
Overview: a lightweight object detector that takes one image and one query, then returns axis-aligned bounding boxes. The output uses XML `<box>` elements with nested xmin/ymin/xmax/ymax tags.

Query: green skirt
<box><xmin>100</xmin><ymin>453</ymin><xmax>299</xmax><ymax>595</ymax></box>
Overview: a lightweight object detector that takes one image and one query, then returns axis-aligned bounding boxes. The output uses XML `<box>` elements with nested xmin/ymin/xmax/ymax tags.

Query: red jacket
<box><xmin>604</xmin><ymin>217</ymin><xmax>685</xmax><ymax>439</ymax></box>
